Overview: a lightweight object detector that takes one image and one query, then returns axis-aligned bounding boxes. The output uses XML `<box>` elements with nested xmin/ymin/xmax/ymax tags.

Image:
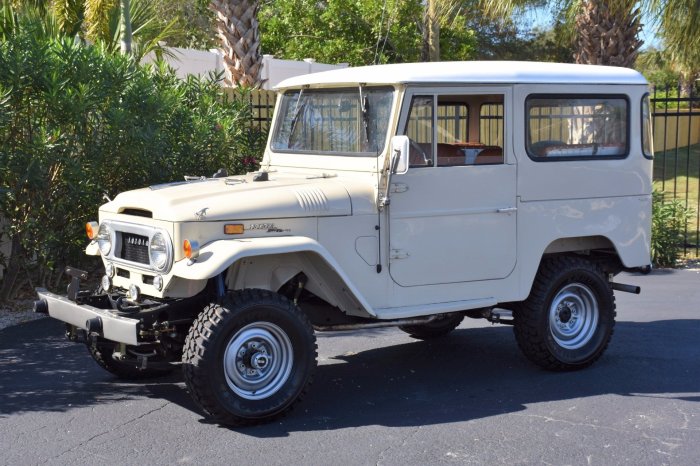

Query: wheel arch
<box><xmin>171</xmin><ymin>237</ymin><xmax>375</xmax><ymax>318</ymax></box>
<box><xmin>519</xmin><ymin>235</ymin><xmax>625</xmax><ymax>301</ymax></box>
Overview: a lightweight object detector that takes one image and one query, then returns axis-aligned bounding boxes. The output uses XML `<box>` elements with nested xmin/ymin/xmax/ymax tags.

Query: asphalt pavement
<box><xmin>1</xmin><ymin>269</ymin><xmax>699</xmax><ymax>465</ymax></box>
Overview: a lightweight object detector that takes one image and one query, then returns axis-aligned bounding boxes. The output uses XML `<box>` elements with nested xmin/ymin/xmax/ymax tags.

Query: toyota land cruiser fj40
<box><xmin>35</xmin><ymin>61</ymin><xmax>653</xmax><ymax>425</ymax></box>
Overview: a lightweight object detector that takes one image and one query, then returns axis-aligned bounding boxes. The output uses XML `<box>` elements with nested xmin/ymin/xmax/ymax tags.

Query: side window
<box><xmin>436</xmin><ymin>95</ymin><xmax>504</xmax><ymax>167</ymax></box>
<box><xmin>480</xmin><ymin>103</ymin><xmax>503</xmax><ymax>147</ymax></box>
<box><xmin>404</xmin><ymin>96</ymin><xmax>434</xmax><ymax>167</ymax></box>
<box><xmin>642</xmin><ymin>94</ymin><xmax>654</xmax><ymax>159</ymax></box>
<box><xmin>437</xmin><ymin>103</ymin><xmax>468</xmax><ymax>144</ymax></box>
<box><xmin>526</xmin><ymin>95</ymin><xmax>628</xmax><ymax>160</ymax></box>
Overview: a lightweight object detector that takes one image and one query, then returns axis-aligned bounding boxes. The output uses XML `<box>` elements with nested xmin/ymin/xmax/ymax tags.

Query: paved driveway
<box><xmin>1</xmin><ymin>269</ymin><xmax>699</xmax><ymax>465</ymax></box>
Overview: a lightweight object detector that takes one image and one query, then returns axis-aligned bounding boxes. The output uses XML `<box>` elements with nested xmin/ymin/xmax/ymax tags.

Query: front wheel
<box><xmin>514</xmin><ymin>257</ymin><xmax>616</xmax><ymax>371</ymax></box>
<box><xmin>182</xmin><ymin>289</ymin><xmax>317</xmax><ymax>426</ymax></box>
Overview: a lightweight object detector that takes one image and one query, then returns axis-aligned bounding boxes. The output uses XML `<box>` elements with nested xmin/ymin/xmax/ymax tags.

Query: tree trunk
<box><xmin>0</xmin><ymin>235</ymin><xmax>23</xmax><ymax>303</ymax></box>
<box><xmin>120</xmin><ymin>0</ymin><xmax>132</xmax><ymax>55</ymax></box>
<box><xmin>573</xmin><ymin>0</ymin><xmax>642</xmax><ymax>68</ymax></box>
<box><xmin>210</xmin><ymin>0</ymin><xmax>263</xmax><ymax>87</ymax></box>
<box><xmin>421</xmin><ymin>0</ymin><xmax>440</xmax><ymax>62</ymax></box>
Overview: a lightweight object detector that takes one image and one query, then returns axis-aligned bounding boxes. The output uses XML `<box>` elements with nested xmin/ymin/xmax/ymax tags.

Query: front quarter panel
<box><xmin>169</xmin><ymin>236</ymin><xmax>375</xmax><ymax>316</ymax></box>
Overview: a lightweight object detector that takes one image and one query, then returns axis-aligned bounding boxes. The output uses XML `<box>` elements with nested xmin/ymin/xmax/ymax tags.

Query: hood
<box><xmin>100</xmin><ymin>174</ymin><xmax>352</xmax><ymax>222</ymax></box>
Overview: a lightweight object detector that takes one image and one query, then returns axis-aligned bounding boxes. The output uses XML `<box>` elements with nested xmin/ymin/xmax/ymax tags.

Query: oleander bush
<box><xmin>0</xmin><ymin>26</ymin><xmax>265</xmax><ymax>301</ymax></box>
<box><xmin>651</xmin><ymin>191</ymin><xmax>695</xmax><ymax>268</ymax></box>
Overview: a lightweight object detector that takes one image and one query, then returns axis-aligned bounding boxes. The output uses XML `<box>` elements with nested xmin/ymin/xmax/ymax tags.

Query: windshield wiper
<box><xmin>287</xmin><ymin>89</ymin><xmax>305</xmax><ymax>146</ymax></box>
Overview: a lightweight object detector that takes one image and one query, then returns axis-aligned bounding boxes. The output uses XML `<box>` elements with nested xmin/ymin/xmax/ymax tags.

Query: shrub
<box><xmin>651</xmin><ymin>191</ymin><xmax>694</xmax><ymax>267</ymax></box>
<box><xmin>0</xmin><ymin>29</ymin><xmax>265</xmax><ymax>300</ymax></box>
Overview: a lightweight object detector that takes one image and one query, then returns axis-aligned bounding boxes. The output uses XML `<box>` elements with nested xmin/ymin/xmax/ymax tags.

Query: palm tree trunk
<box><xmin>573</xmin><ymin>0</ymin><xmax>642</xmax><ymax>68</ymax></box>
<box><xmin>120</xmin><ymin>0</ymin><xmax>132</xmax><ymax>55</ymax></box>
<box><xmin>210</xmin><ymin>0</ymin><xmax>263</xmax><ymax>87</ymax></box>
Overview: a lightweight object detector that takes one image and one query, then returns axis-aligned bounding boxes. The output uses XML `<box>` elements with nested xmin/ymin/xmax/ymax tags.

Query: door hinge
<box><xmin>390</xmin><ymin>183</ymin><xmax>409</xmax><ymax>194</ymax></box>
<box><xmin>390</xmin><ymin>249</ymin><xmax>410</xmax><ymax>260</ymax></box>
<box><xmin>496</xmin><ymin>207</ymin><xmax>517</xmax><ymax>214</ymax></box>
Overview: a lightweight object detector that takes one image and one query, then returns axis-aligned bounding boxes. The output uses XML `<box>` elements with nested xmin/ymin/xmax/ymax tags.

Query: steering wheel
<box><xmin>409</xmin><ymin>139</ymin><xmax>432</xmax><ymax>166</ymax></box>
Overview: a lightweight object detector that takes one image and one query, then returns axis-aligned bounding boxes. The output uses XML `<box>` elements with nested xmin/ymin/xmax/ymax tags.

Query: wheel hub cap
<box><xmin>251</xmin><ymin>353</ymin><xmax>270</xmax><ymax>370</ymax></box>
<box><xmin>223</xmin><ymin>322</ymin><xmax>294</xmax><ymax>400</ymax></box>
<box><xmin>548</xmin><ymin>283</ymin><xmax>599</xmax><ymax>350</ymax></box>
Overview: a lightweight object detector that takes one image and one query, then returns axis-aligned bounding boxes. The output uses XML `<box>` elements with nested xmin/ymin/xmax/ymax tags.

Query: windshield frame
<box><xmin>269</xmin><ymin>86</ymin><xmax>396</xmax><ymax>157</ymax></box>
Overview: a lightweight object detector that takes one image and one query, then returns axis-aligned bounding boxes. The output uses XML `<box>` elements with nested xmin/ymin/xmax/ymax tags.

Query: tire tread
<box><xmin>182</xmin><ymin>289</ymin><xmax>317</xmax><ymax>426</ymax></box>
<box><xmin>514</xmin><ymin>256</ymin><xmax>616</xmax><ymax>371</ymax></box>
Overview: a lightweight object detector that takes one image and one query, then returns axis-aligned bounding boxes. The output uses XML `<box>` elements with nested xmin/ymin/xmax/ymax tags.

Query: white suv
<box><xmin>36</xmin><ymin>61</ymin><xmax>653</xmax><ymax>425</ymax></box>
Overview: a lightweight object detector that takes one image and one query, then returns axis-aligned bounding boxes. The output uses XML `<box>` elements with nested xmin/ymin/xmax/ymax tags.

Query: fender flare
<box><xmin>170</xmin><ymin>236</ymin><xmax>376</xmax><ymax>317</ymax></box>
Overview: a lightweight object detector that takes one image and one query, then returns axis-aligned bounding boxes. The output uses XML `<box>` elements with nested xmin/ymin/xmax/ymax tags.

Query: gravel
<box><xmin>0</xmin><ymin>300</ymin><xmax>46</xmax><ymax>331</ymax></box>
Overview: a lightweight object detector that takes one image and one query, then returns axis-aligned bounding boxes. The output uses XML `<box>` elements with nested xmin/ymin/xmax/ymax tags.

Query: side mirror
<box><xmin>390</xmin><ymin>135</ymin><xmax>409</xmax><ymax>175</ymax></box>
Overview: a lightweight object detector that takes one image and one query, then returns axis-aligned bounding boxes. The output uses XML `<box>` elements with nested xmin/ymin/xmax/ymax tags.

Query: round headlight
<box><xmin>149</xmin><ymin>231</ymin><xmax>170</xmax><ymax>271</ymax></box>
<box><xmin>96</xmin><ymin>223</ymin><xmax>112</xmax><ymax>256</ymax></box>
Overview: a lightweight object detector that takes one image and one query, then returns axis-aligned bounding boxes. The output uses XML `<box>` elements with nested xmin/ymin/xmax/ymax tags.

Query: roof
<box><xmin>275</xmin><ymin>61</ymin><xmax>648</xmax><ymax>89</ymax></box>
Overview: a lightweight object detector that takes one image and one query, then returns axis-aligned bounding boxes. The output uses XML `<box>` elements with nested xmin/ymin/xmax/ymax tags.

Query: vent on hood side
<box><xmin>294</xmin><ymin>188</ymin><xmax>329</xmax><ymax>213</ymax></box>
<box><xmin>119</xmin><ymin>208</ymin><xmax>153</xmax><ymax>218</ymax></box>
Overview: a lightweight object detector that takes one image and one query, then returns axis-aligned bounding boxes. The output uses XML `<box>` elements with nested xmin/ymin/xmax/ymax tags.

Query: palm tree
<box><xmin>478</xmin><ymin>0</ymin><xmax>697</xmax><ymax>74</ymax></box>
<box><xmin>11</xmin><ymin>0</ymin><xmax>179</xmax><ymax>59</ymax></box>
<box><xmin>572</xmin><ymin>0</ymin><xmax>641</xmax><ymax>67</ymax></box>
<box><xmin>421</xmin><ymin>0</ymin><xmax>477</xmax><ymax>62</ymax></box>
<box><xmin>209</xmin><ymin>0</ymin><xmax>263</xmax><ymax>87</ymax></box>
<box><xmin>656</xmin><ymin>0</ymin><xmax>700</xmax><ymax>87</ymax></box>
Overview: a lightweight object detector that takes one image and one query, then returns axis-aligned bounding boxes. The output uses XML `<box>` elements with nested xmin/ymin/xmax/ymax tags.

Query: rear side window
<box><xmin>526</xmin><ymin>95</ymin><xmax>628</xmax><ymax>161</ymax></box>
<box><xmin>641</xmin><ymin>94</ymin><xmax>654</xmax><ymax>159</ymax></box>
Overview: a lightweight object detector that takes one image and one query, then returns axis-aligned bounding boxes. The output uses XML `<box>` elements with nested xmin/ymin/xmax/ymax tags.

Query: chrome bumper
<box><xmin>35</xmin><ymin>288</ymin><xmax>140</xmax><ymax>345</ymax></box>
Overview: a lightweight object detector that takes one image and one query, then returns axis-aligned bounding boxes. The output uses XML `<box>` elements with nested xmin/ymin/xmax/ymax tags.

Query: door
<box><xmin>388</xmin><ymin>88</ymin><xmax>517</xmax><ymax>287</ymax></box>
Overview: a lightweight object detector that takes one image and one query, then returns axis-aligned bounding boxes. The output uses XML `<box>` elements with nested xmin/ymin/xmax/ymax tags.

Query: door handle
<box><xmin>497</xmin><ymin>207</ymin><xmax>517</xmax><ymax>214</ymax></box>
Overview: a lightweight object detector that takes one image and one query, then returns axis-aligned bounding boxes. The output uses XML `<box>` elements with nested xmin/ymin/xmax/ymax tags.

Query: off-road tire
<box><xmin>399</xmin><ymin>314</ymin><xmax>465</xmax><ymax>340</ymax></box>
<box><xmin>87</xmin><ymin>340</ymin><xmax>174</xmax><ymax>380</ymax></box>
<box><xmin>514</xmin><ymin>256</ymin><xmax>616</xmax><ymax>371</ymax></box>
<box><xmin>182</xmin><ymin>289</ymin><xmax>317</xmax><ymax>426</ymax></box>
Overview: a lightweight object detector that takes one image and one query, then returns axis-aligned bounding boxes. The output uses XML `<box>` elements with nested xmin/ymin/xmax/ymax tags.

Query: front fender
<box><xmin>170</xmin><ymin>236</ymin><xmax>375</xmax><ymax>316</ymax></box>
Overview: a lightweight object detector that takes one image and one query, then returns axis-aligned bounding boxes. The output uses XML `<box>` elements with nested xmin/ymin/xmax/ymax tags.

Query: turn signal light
<box><xmin>86</xmin><ymin>221</ymin><xmax>99</xmax><ymax>240</ymax></box>
<box><xmin>224</xmin><ymin>224</ymin><xmax>244</xmax><ymax>235</ymax></box>
<box><xmin>184</xmin><ymin>239</ymin><xmax>200</xmax><ymax>260</ymax></box>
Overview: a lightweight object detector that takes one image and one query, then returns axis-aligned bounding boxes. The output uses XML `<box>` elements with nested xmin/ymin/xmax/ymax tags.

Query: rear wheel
<box><xmin>182</xmin><ymin>289</ymin><xmax>317</xmax><ymax>426</ymax></box>
<box><xmin>514</xmin><ymin>256</ymin><xmax>616</xmax><ymax>371</ymax></box>
<box><xmin>399</xmin><ymin>314</ymin><xmax>464</xmax><ymax>340</ymax></box>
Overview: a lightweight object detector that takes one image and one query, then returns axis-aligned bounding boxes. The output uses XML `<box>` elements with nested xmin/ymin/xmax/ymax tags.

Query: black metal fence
<box><xmin>651</xmin><ymin>85</ymin><xmax>700</xmax><ymax>256</ymax></box>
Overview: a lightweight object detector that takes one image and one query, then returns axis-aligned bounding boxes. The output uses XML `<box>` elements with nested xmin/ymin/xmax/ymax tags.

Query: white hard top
<box><xmin>275</xmin><ymin>61</ymin><xmax>647</xmax><ymax>89</ymax></box>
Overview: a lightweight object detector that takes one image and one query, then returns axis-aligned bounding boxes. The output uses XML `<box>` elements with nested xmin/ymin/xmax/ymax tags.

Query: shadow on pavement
<box><xmin>1</xmin><ymin>317</ymin><xmax>698</xmax><ymax>436</ymax></box>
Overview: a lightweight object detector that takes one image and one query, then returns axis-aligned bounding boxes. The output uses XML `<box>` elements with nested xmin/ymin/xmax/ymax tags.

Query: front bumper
<box><xmin>35</xmin><ymin>288</ymin><xmax>140</xmax><ymax>345</ymax></box>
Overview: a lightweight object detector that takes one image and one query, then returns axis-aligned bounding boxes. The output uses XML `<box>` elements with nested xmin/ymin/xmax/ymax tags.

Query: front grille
<box><xmin>119</xmin><ymin>233</ymin><xmax>149</xmax><ymax>265</ymax></box>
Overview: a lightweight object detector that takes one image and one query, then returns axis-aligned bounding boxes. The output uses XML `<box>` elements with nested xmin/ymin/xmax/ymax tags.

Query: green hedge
<box><xmin>651</xmin><ymin>191</ymin><xmax>695</xmax><ymax>268</ymax></box>
<box><xmin>0</xmin><ymin>30</ymin><xmax>266</xmax><ymax>300</ymax></box>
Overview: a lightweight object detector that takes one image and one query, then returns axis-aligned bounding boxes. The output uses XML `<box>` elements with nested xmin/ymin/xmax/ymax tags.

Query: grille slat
<box><xmin>119</xmin><ymin>233</ymin><xmax>149</xmax><ymax>265</ymax></box>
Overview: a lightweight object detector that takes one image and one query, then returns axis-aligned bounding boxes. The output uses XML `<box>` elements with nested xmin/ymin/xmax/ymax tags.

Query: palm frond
<box><xmin>51</xmin><ymin>0</ymin><xmax>83</xmax><ymax>36</ymax></box>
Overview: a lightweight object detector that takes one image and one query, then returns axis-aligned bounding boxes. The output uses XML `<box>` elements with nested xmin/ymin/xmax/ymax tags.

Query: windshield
<box><xmin>271</xmin><ymin>87</ymin><xmax>394</xmax><ymax>155</ymax></box>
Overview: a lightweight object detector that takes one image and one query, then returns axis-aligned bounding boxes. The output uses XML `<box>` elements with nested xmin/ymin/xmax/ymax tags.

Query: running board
<box><xmin>374</xmin><ymin>297</ymin><xmax>497</xmax><ymax>320</ymax></box>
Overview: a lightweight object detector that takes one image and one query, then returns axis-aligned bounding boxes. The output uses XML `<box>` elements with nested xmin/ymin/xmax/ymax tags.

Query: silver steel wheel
<box><xmin>223</xmin><ymin>322</ymin><xmax>294</xmax><ymax>400</ymax></box>
<box><xmin>548</xmin><ymin>283</ymin><xmax>599</xmax><ymax>350</ymax></box>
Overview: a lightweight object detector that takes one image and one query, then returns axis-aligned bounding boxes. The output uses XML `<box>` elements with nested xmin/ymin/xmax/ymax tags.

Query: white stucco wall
<box><xmin>141</xmin><ymin>47</ymin><xmax>348</xmax><ymax>90</ymax></box>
